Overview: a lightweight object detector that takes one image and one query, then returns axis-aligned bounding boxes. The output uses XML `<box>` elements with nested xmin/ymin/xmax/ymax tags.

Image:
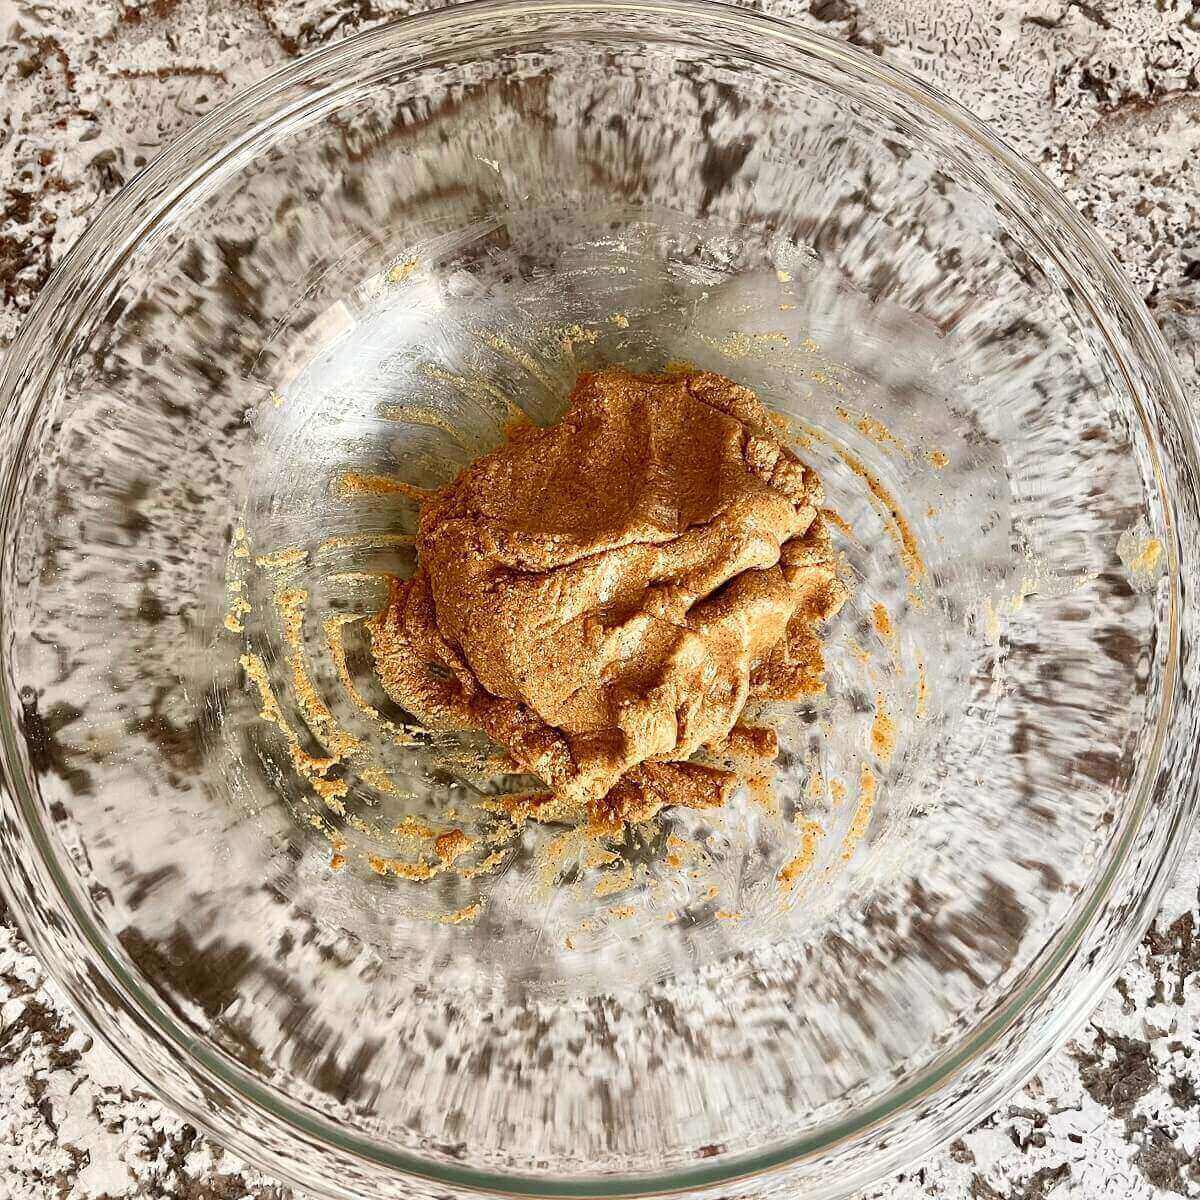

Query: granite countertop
<box><xmin>1</xmin><ymin>0</ymin><xmax>1198</xmax><ymax>1196</ymax></box>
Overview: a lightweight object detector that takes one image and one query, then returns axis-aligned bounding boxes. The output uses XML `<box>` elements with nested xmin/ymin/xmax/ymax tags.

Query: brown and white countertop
<box><xmin>1</xmin><ymin>0</ymin><xmax>1198</xmax><ymax>1196</ymax></box>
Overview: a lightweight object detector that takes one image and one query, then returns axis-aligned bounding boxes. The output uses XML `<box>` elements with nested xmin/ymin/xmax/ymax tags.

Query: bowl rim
<box><xmin>1</xmin><ymin>2</ymin><xmax>1198</xmax><ymax>1197</ymax></box>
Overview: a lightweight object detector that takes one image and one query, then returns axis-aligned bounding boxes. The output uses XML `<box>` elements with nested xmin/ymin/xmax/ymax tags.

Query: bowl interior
<box><xmin>0</xmin><ymin>6</ymin><xmax>1184</xmax><ymax>1195</ymax></box>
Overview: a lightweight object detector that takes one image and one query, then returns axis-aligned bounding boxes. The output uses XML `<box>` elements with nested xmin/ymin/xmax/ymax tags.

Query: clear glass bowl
<box><xmin>1</xmin><ymin>3</ymin><xmax>1198</xmax><ymax>1198</ymax></box>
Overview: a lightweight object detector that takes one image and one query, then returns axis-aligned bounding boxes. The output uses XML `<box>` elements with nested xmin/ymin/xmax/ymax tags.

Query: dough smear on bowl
<box><xmin>369</xmin><ymin>366</ymin><xmax>848</xmax><ymax>827</ymax></box>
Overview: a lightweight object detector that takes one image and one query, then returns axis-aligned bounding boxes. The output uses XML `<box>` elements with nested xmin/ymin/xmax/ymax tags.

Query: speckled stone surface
<box><xmin>1</xmin><ymin>1</ymin><xmax>1198</xmax><ymax>1197</ymax></box>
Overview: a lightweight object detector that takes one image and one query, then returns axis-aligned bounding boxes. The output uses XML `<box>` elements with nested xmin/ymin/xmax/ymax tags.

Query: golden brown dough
<box><xmin>368</xmin><ymin>367</ymin><xmax>847</xmax><ymax>824</ymax></box>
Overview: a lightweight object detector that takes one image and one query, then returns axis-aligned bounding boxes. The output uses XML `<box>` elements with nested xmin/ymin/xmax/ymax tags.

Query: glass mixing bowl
<box><xmin>1</xmin><ymin>2</ymin><xmax>1198</xmax><ymax>1197</ymax></box>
